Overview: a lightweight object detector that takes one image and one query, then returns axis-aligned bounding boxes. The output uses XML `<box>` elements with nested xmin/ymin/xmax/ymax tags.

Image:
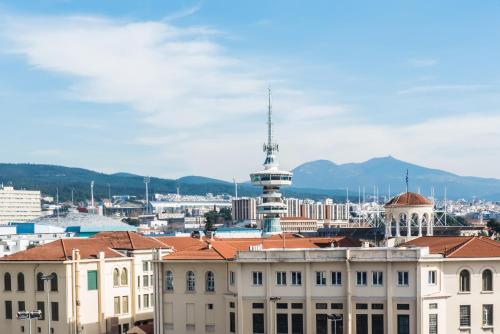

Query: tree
<box><xmin>204</xmin><ymin>208</ymin><xmax>232</xmax><ymax>231</ymax></box>
<box><xmin>486</xmin><ymin>218</ymin><xmax>500</xmax><ymax>237</ymax></box>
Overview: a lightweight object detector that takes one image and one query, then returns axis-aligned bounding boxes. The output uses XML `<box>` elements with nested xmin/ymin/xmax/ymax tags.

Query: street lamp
<box><xmin>327</xmin><ymin>314</ymin><xmax>343</xmax><ymax>334</ymax></box>
<box><xmin>17</xmin><ymin>310</ymin><xmax>42</xmax><ymax>334</ymax></box>
<box><xmin>41</xmin><ymin>274</ymin><xmax>56</xmax><ymax>334</ymax></box>
<box><xmin>269</xmin><ymin>297</ymin><xmax>281</xmax><ymax>334</ymax></box>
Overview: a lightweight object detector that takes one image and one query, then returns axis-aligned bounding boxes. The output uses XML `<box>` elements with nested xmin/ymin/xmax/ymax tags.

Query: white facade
<box><xmin>0</xmin><ymin>186</ymin><xmax>41</xmax><ymax>224</ymax></box>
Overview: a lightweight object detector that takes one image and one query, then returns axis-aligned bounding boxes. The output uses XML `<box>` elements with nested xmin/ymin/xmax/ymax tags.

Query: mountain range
<box><xmin>0</xmin><ymin>156</ymin><xmax>499</xmax><ymax>201</ymax></box>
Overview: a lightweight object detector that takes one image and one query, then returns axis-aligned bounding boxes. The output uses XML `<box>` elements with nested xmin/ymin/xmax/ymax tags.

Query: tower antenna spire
<box><xmin>268</xmin><ymin>87</ymin><xmax>272</xmax><ymax>150</ymax></box>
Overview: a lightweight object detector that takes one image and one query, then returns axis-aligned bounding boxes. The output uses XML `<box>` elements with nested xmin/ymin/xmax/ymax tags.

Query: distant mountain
<box><xmin>176</xmin><ymin>176</ymin><xmax>231</xmax><ymax>185</ymax></box>
<box><xmin>292</xmin><ymin>156</ymin><xmax>500</xmax><ymax>200</ymax></box>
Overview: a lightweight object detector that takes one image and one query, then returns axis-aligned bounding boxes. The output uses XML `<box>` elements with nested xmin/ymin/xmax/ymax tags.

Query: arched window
<box><xmin>50</xmin><ymin>273</ymin><xmax>58</xmax><ymax>292</ymax></box>
<box><xmin>113</xmin><ymin>268</ymin><xmax>120</xmax><ymax>287</ymax></box>
<box><xmin>459</xmin><ymin>270</ymin><xmax>470</xmax><ymax>292</ymax></box>
<box><xmin>186</xmin><ymin>271</ymin><xmax>195</xmax><ymax>292</ymax></box>
<box><xmin>120</xmin><ymin>268</ymin><xmax>128</xmax><ymax>286</ymax></box>
<box><xmin>4</xmin><ymin>273</ymin><xmax>11</xmax><ymax>291</ymax></box>
<box><xmin>36</xmin><ymin>272</ymin><xmax>44</xmax><ymax>292</ymax></box>
<box><xmin>165</xmin><ymin>271</ymin><xmax>173</xmax><ymax>291</ymax></box>
<box><xmin>205</xmin><ymin>271</ymin><xmax>215</xmax><ymax>292</ymax></box>
<box><xmin>482</xmin><ymin>269</ymin><xmax>493</xmax><ymax>291</ymax></box>
<box><xmin>17</xmin><ymin>273</ymin><xmax>25</xmax><ymax>291</ymax></box>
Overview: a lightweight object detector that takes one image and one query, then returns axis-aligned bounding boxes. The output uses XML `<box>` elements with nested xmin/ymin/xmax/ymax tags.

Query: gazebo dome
<box><xmin>385</xmin><ymin>192</ymin><xmax>432</xmax><ymax>207</ymax></box>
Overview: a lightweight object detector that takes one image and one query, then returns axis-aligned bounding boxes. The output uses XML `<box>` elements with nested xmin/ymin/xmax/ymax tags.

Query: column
<box><xmin>406</xmin><ymin>216</ymin><xmax>411</xmax><ymax>237</ymax></box>
<box><xmin>395</xmin><ymin>216</ymin><xmax>400</xmax><ymax>237</ymax></box>
<box><xmin>418</xmin><ymin>218</ymin><xmax>422</xmax><ymax>237</ymax></box>
<box><xmin>385</xmin><ymin>219</ymin><xmax>392</xmax><ymax>239</ymax></box>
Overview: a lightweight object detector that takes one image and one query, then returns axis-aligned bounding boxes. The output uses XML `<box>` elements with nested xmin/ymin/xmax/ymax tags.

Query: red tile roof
<box><xmin>401</xmin><ymin>236</ymin><xmax>500</xmax><ymax>258</ymax></box>
<box><xmin>385</xmin><ymin>192</ymin><xmax>433</xmax><ymax>207</ymax></box>
<box><xmin>92</xmin><ymin>231</ymin><xmax>170</xmax><ymax>250</ymax></box>
<box><xmin>0</xmin><ymin>239</ymin><xmax>124</xmax><ymax>261</ymax></box>
<box><xmin>161</xmin><ymin>235</ymin><xmax>361</xmax><ymax>261</ymax></box>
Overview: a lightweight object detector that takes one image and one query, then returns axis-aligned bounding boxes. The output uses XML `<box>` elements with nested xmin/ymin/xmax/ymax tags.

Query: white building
<box><xmin>232</xmin><ymin>198</ymin><xmax>258</xmax><ymax>223</ymax></box>
<box><xmin>153</xmin><ymin>235</ymin><xmax>500</xmax><ymax>334</ymax></box>
<box><xmin>0</xmin><ymin>186</ymin><xmax>41</xmax><ymax>224</ymax></box>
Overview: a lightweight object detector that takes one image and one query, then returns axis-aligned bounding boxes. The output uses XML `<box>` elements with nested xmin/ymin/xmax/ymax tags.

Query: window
<box><xmin>356</xmin><ymin>303</ymin><xmax>368</xmax><ymax>310</ymax></box>
<box><xmin>482</xmin><ymin>269</ymin><xmax>493</xmax><ymax>292</ymax></box>
<box><xmin>459</xmin><ymin>270</ymin><xmax>470</xmax><ymax>292</ymax></box>
<box><xmin>165</xmin><ymin>271</ymin><xmax>173</xmax><ymax>291</ymax></box>
<box><xmin>252</xmin><ymin>271</ymin><xmax>263</xmax><ymax>286</ymax></box>
<box><xmin>372</xmin><ymin>303</ymin><xmax>384</xmax><ymax>310</ymax></box>
<box><xmin>356</xmin><ymin>314</ymin><xmax>368</xmax><ymax>334</ymax></box>
<box><xmin>397</xmin><ymin>271</ymin><xmax>409</xmax><ymax>286</ymax></box>
<box><xmin>277</xmin><ymin>313</ymin><xmax>288</xmax><ymax>334</ymax></box>
<box><xmin>229</xmin><ymin>271</ymin><xmax>235</xmax><ymax>285</ymax></box>
<box><xmin>4</xmin><ymin>273</ymin><xmax>11</xmax><ymax>291</ymax></box>
<box><xmin>17</xmin><ymin>273</ymin><xmax>25</xmax><ymax>291</ymax></box>
<box><xmin>137</xmin><ymin>295</ymin><xmax>141</xmax><ymax>310</ymax></box>
<box><xmin>113</xmin><ymin>268</ymin><xmax>120</xmax><ymax>287</ymax></box>
<box><xmin>316</xmin><ymin>271</ymin><xmax>326</xmax><ymax>285</ymax></box>
<box><xmin>87</xmin><ymin>270</ymin><xmax>98</xmax><ymax>290</ymax></box>
<box><xmin>137</xmin><ymin>275</ymin><xmax>141</xmax><ymax>288</ymax></box>
<box><xmin>5</xmin><ymin>301</ymin><xmax>12</xmax><ymax>319</ymax></box>
<box><xmin>37</xmin><ymin>301</ymin><xmax>45</xmax><ymax>320</ymax></box>
<box><xmin>483</xmin><ymin>304</ymin><xmax>493</xmax><ymax>326</ymax></box>
<box><xmin>229</xmin><ymin>302</ymin><xmax>235</xmax><ymax>308</ymax></box>
<box><xmin>51</xmin><ymin>302</ymin><xmax>59</xmax><ymax>321</ymax></box>
<box><xmin>186</xmin><ymin>271</ymin><xmax>195</xmax><ymax>291</ymax></box>
<box><xmin>316</xmin><ymin>314</ymin><xmax>327</xmax><ymax>334</ymax></box>
<box><xmin>253</xmin><ymin>303</ymin><xmax>264</xmax><ymax>309</ymax></box>
<box><xmin>291</xmin><ymin>303</ymin><xmax>303</xmax><ymax>309</ymax></box>
<box><xmin>331</xmin><ymin>303</ymin><xmax>343</xmax><ymax>309</ymax></box>
<box><xmin>397</xmin><ymin>304</ymin><xmax>410</xmax><ymax>310</ymax></box>
<box><xmin>253</xmin><ymin>313</ymin><xmax>265</xmax><ymax>334</ymax></box>
<box><xmin>143</xmin><ymin>294</ymin><xmax>149</xmax><ymax>308</ymax></box>
<box><xmin>50</xmin><ymin>273</ymin><xmax>58</xmax><ymax>292</ymax></box>
<box><xmin>372</xmin><ymin>314</ymin><xmax>384</xmax><ymax>334</ymax></box>
<box><xmin>276</xmin><ymin>272</ymin><xmax>287</xmax><ymax>286</ymax></box>
<box><xmin>36</xmin><ymin>273</ymin><xmax>44</xmax><ymax>292</ymax></box>
<box><xmin>120</xmin><ymin>268</ymin><xmax>128</xmax><ymax>286</ymax></box>
<box><xmin>114</xmin><ymin>296</ymin><xmax>120</xmax><ymax>315</ymax></box>
<box><xmin>459</xmin><ymin>305</ymin><xmax>471</xmax><ymax>327</ymax></box>
<box><xmin>428</xmin><ymin>270</ymin><xmax>437</xmax><ymax>285</ymax></box>
<box><xmin>397</xmin><ymin>314</ymin><xmax>410</xmax><ymax>334</ymax></box>
<box><xmin>372</xmin><ymin>271</ymin><xmax>383</xmax><ymax>286</ymax></box>
<box><xmin>429</xmin><ymin>303</ymin><xmax>438</xmax><ymax>309</ymax></box>
<box><xmin>143</xmin><ymin>261</ymin><xmax>149</xmax><ymax>272</ymax></box>
<box><xmin>292</xmin><ymin>313</ymin><xmax>304</xmax><ymax>334</ymax></box>
<box><xmin>18</xmin><ymin>301</ymin><xmax>25</xmax><ymax>312</ymax></box>
<box><xmin>291</xmin><ymin>271</ymin><xmax>302</xmax><ymax>285</ymax></box>
<box><xmin>356</xmin><ymin>271</ymin><xmax>367</xmax><ymax>286</ymax></box>
<box><xmin>143</xmin><ymin>274</ymin><xmax>149</xmax><ymax>287</ymax></box>
<box><xmin>122</xmin><ymin>296</ymin><xmax>129</xmax><ymax>314</ymax></box>
<box><xmin>229</xmin><ymin>312</ymin><xmax>236</xmax><ymax>333</ymax></box>
<box><xmin>205</xmin><ymin>271</ymin><xmax>215</xmax><ymax>292</ymax></box>
<box><xmin>316</xmin><ymin>303</ymin><xmax>327</xmax><ymax>309</ymax></box>
<box><xmin>277</xmin><ymin>303</ymin><xmax>288</xmax><ymax>309</ymax></box>
<box><xmin>331</xmin><ymin>271</ymin><xmax>342</xmax><ymax>285</ymax></box>
<box><xmin>429</xmin><ymin>314</ymin><xmax>437</xmax><ymax>334</ymax></box>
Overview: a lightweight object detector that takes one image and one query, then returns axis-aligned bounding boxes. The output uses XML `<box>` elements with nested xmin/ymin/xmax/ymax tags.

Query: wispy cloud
<box><xmin>397</xmin><ymin>84</ymin><xmax>490</xmax><ymax>95</ymax></box>
<box><xmin>161</xmin><ymin>2</ymin><xmax>203</xmax><ymax>21</ymax></box>
<box><xmin>408</xmin><ymin>58</ymin><xmax>439</xmax><ymax>67</ymax></box>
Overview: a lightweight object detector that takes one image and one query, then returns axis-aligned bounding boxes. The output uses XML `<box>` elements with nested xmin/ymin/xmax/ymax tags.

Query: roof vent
<box><xmin>249</xmin><ymin>243</ymin><xmax>263</xmax><ymax>251</ymax></box>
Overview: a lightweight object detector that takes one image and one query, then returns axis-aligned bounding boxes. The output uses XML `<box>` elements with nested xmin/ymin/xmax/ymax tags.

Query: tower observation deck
<box><xmin>250</xmin><ymin>89</ymin><xmax>292</xmax><ymax>235</ymax></box>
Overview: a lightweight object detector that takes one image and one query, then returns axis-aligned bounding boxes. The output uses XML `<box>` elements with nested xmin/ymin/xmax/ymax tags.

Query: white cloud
<box><xmin>408</xmin><ymin>58</ymin><xmax>439</xmax><ymax>67</ymax></box>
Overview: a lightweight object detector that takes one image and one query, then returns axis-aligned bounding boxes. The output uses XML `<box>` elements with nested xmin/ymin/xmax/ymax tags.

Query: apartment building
<box><xmin>0</xmin><ymin>185</ymin><xmax>41</xmax><ymax>224</ymax></box>
<box><xmin>0</xmin><ymin>232</ymin><xmax>170</xmax><ymax>334</ymax></box>
<box><xmin>153</xmin><ymin>235</ymin><xmax>500</xmax><ymax>334</ymax></box>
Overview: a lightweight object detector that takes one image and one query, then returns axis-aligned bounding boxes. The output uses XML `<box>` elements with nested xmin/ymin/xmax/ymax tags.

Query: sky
<box><xmin>0</xmin><ymin>0</ymin><xmax>499</xmax><ymax>181</ymax></box>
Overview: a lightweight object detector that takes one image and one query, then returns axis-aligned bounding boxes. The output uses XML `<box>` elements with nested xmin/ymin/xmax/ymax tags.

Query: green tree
<box><xmin>486</xmin><ymin>218</ymin><xmax>500</xmax><ymax>236</ymax></box>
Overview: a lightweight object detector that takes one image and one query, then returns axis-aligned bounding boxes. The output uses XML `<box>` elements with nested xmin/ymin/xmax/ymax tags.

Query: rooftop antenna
<box><xmin>233</xmin><ymin>178</ymin><xmax>238</xmax><ymax>199</ymax></box>
<box><xmin>90</xmin><ymin>181</ymin><xmax>95</xmax><ymax>208</ymax></box>
<box><xmin>444</xmin><ymin>186</ymin><xmax>447</xmax><ymax>226</ymax></box>
<box><xmin>144</xmin><ymin>176</ymin><xmax>150</xmax><ymax>214</ymax></box>
<box><xmin>405</xmin><ymin>169</ymin><xmax>409</xmax><ymax>194</ymax></box>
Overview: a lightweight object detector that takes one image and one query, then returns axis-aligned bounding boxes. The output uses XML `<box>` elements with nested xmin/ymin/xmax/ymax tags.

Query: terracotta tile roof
<box><xmin>92</xmin><ymin>231</ymin><xmax>170</xmax><ymax>250</ymax></box>
<box><xmin>385</xmin><ymin>192</ymin><xmax>433</xmax><ymax>207</ymax></box>
<box><xmin>161</xmin><ymin>235</ymin><xmax>361</xmax><ymax>261</ymax></box>
<box><xmin>0</xmin><ymin>239</ymin><xmax>124</xmax><ymax>261</ymax></box>
<box><xmin>400</xmin><ymin>236</ymin><xmax>500</xmax><ymax>258</ymax></box>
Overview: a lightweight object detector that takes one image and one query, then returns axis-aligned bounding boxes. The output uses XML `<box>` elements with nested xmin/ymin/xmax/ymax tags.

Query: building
<box><xmin>0</xmin><ymin>185</ymin><xmax>41</xmax><ymax>224</ymax></box>
<box><xmin>153</xmin><ymin>235</ymin><xmax>500</xmax><ymax>334</ymax></box>
<box><xmin>280</xmin><ymin>217</ymin><xmax>320</xmax><ymax>233</ymax></box>
<box><xmin>384</xmin><ymin>192</ymin><xmax>434</xmax><ymax>238</ymax></box>
<box><xmin>250</xmin><ymin>90</ymin><xmax>292</xmax><ymax>235</ymax></box>
<box><xmin>232</xmin><ymin>198</ymin><xmax>258</xmax><ymax>223</ymax></box>
<box><xmin>0</xmin><ymin>231</ymin><xmax>170</xmax><ymax>334</ymax></box>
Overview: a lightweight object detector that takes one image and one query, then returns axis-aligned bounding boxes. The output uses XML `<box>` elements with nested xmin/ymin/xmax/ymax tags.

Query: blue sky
<box><xmin>1</xmin><ymin>0</ymin><xmax>499</xmax><ymax>180</ymax></box>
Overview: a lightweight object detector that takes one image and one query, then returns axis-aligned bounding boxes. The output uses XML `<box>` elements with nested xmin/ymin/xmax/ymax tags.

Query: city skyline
<box><xmin>1</xmin><ymin>1</ymin><xmax>500</xmax><ymax>180</ymax></box>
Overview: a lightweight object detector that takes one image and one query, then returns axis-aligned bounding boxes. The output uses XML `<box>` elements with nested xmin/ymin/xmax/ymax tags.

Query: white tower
<box><xmin>250</xmin><ymin>89</ymin><xmax>292</xmax><ymax>235</ymax></box>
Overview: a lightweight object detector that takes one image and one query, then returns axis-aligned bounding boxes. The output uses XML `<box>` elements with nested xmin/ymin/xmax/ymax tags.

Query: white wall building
<box><xmin>0</xmin><ymin>186</ymin><xmax>41</xmax><ymax>224</ymax></box>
